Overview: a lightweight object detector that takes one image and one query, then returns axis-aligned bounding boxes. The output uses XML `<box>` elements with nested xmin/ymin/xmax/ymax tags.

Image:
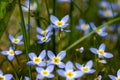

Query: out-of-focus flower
<box><xmin>76</xmin><ymin>60</ymin><xmax>96</xmax><ymax>74</ymax></box>
<box><xmin>50</xmin><ymin>15</ymin><xmax>70</xmax><ymax>32</ymax></box>
<box><xmin>57</xmin><ymin>61</ymin><xmax>84</xmax><ymax>80</ymax></box>
<box><xmin>22</xmin><ymin>0</ymin><xmax>37</xmax><ymax>12</ymax></box>
<box><xmin>90</xmin><ymin>43</ymin><xmax>113</xmax><ymax>58</ymax></box>
<box><xmin>47</xmin><ymin>50</ymin><xmax>66</xmax><ymax>68</ymax></box>
<box><xmin>76</xmin><ymin>47</ymin><xmax>84</xmax><ymax>53</ymax></box>
<box><xmin>99</xmin><ymin>0</ymin><xmax>111</xmax><ymax>9</ymax></box>
<box><xmin>94</xmin><ymin>75</ymin><xmax>102</xmax><ymax>80</ymax></box>
<box><xmin>36</xmin><ymin>34</ymin><xmax>51</xmax><ymax>44</ymax></box>
<box><xmin>36</xmin><ymin>65</ymin><xmax>54</xmax><ymax>79</ymax></box>
<box><xmin>98</xmin><ymin>59</ymin><xmax>107</xmax><ymax>64</ymax></box>
<box><xmin>109</xmin><ymin>69</ymin><xmax>120</xmax><ymax>80</ymax></box>
<box><xmin>90</xmin><ymin>22</ymin><xmax>108</xmax><ymax>37</ymax></box>
<box><xmin>9</xmin><ymin>34</ymin><xmax>23</xmax><ymax>45</ymax></box>
<box><xmin>76</xmin><ymin>19</ymin><xmax>90</xmax><ymax>34</ymax></box>
<box><xmin>24</xmin><ymin>76</ymin><xmax>30</xmax><ymax>80</ymax></box>
<box><xmin>1</xmin><ymin>47</ymin><xmax>22</xmax><ymax>61</ymax></box>
<box><xmin>98</xmin><ymin>9</ymin><xmax>117</xmax><ymax>18</ymax></box>
<box><xmin>57</xmin><ymin>0</ymin><xmax>71</xmax><ymax>3</ymax></box>
<box><xmin>36</xmin><ymin>25</ymin><xmax>53</xmax><ymax>36</ymax></box>
<box><xmin>0</xmin><ymin>70</ymin><xmax>13</xmax><ymax>80</ymax></box>
<box><xmin>27</xmin><ymin>50</ymin><xmax>46</xmax><ymax>66</ymax></box>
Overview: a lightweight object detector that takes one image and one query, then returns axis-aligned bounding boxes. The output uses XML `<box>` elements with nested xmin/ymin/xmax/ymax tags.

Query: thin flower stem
<box><xmin>18</xmin><ymin>0</ymin><xmax>32</xmax><ymax>79</ymax></box>
<box><xmin>65</xmin><ymin>17</ymin><xmax>120</xmax><ymax>51</ymax></box>
<box><xmin>52</xmin><ymin>0</ymin><xmax>56</xmax><ymax>54</ymax></box>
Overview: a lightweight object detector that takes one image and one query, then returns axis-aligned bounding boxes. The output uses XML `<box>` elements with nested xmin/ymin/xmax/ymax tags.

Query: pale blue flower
<box><xmin>9</xmin><ymin>34</ymin><xmax>23</xmax><ymax>45</ymax></box>
<box><xmin>50</xmin><ymin>15</ymin><xmax>70</xmax><ymax>32</ymax></box>
<box><xmin>22</xmin><ymin>0</ymin><xmax>37</xmax><ymax>12</ymax></box>
<box><xmin>47</xmin><ymin>50</ymin><xmax>66</xmax><ymax>68</ymax></box>
<box><xmin>90</xmin><ymin>22</ymin><xmax>108</xmax><ymax>37</ymax></box>
<box><xmin>57</xmin><ymin>61</ymin><xmax>84</xmax><ymax>80</ymax></box>
<box><xmin>36</xmin><ymin>65</ymin><xmax>54</xmax><ymax>79</ymax></box>
<box><xmin>76</xmin><ymin>60</ymin><xmax>96</xmax><ymax>74</ymax></box>
<box><xmin>27</xmin><ymin>50</ymin><xmax>46</xmax><ymax>66</ymax></box>
<box><xmin>24</xmin><ymin>76</ymin><xmax>30</xmax><ymax>80</ymax></box>
<box><xmin>90</xmin><ymin>43</ymin><xmax>113</xmax><ymax>58</ymax></box>
<box><xmin>36</xmin><ymin>25</ymin><xmax>53</xmax><ymax>36</ymax></box>
<box><xmin>109</xmin><ymin>69</ymin><xmax>120</xmax><ymax>80</ymax></box>
<box><xmin>0</xmin><ymin>70</ymin><xmax>13</xmax><ymax>80</ymax></box>
<box><xmin>76</xmin><ymin>19</ymin><xmax>90</xmax><ymax>34</ymax></box>
<box><xmin>36</xmin><ymin>34</ymin><xmax>51</xmax><ymax>44</ymax></box>
<box><xmin>1</xmin><ymin>47</ymin><xmax>22</xmax><ymax>61</ymax></box>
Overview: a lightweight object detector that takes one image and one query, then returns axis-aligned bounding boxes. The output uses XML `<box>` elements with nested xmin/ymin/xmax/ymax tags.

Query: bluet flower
<box><xmin>36</xmin><ymin>65</ymin><xmax>54</xmax><ymax>79</ymax></box>
<box><xmin>90</xmin><ymin>22</ymin><xmax>108</xmax><ymax>37</ymax></box>
<box><xmin>36</xmin><ymin>25</ymin><xmax>53</xmax><ymax>36</ymax></box>
<box><xmin>0</xmin><ymin>70</ymin><xmax>13</xmax><ymax>80</ymax></box>
<box><xmin>47</xmin><ymin>50</ymin><xmax>66</xmax><ymax>68</ymax></box>
<box><xmin>22</xmin><ymin>0</ymin><xmax>37</xmax><ymax>12</ymax></box>
<box><xmin>76</xmin><ymin>19</ymin><xmax>90</xmax><ymax>34</ymax></box>
<box><xmin>9</xmin><ymin>34</ymin><xmax>23</xmax><ymax>45</ymax></box>
<box><xmin>36</xmin><ymin>34</ymin><xmax>51</xmax><ymax>44</ymax></box>
<box><xmin>109</xmin><ymin>69</ymin><xmax>120</xmax><ymax>80</ymax></box>
<box><xmin>90</xmin><ymin>43</ymin><xmax>113</xmax><ymax>58</ymax></box>
<box><xmin>24</xmin><ymin>76</ymin><xmax>30</xmax><ymax>80</ymax></box>
<box><xmin>76</xmin><ymin>60</ymin><xmax>96</xmax><ymax>74</ymax></box>
<box><xmin>76</xmin><ymin>47</ymin><xmax>84</xmax><ymax>53</ymax></box>
<box><xmin>98</xmin><ymin>9</ymin><xmax>117</xmax><ymax>18</ymax></box>
<box><xmin>57</xmin><ymin>61</ymin><xmax>84</xmax><ymax>80</ymax></box>
<box><xmin>94</xmin><ymin>75</ymin><xmax>102</xmax><ymax>80</ymax></box>
<box><xmin>50</xmin><ymin>15</ymin><xmax>70</xmax><ymax>32</ymax></box>
<box><xmin>1</xmin><ymin>47</ymin><xmax>22</xmax><ymax>61</ymax></box>
<box><xmin>27</xmin><ymin>50</ymin><xmax>46</xmax><ymax>66</ymax></box>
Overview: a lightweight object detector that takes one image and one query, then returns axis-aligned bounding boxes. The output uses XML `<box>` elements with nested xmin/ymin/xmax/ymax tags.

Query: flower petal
<box><xmin>15</xmin><ymin>50</ymin><xmax>22</xmax><ymax>55</ymax></box>
<box><xmin>74</xmin><ymin>71</ymin><xmax>84</xmax><ymax>78</ymax></box>
<box><xmin>50</xmin><ymin>15</ymin><xmax>59</xmax><ymax>24</ymax></box>
<box><xmin>46</xmin><ymin>65</ymin><xmax>54</xmax><ymax>72</ymax></box>
<box><xmin>8</xmin><ymin>55</ymin><xmax>14</xmax><ymax>61</ymax></box>
<box><xmin>75</xmin><ymin>63</ymin><xmax>82</xmax><ymax>70</ymax></box>
<box><xmin>65</xmin><ymin>61</ymin><xmax>74</xmax><ymax>71</ymax></box>
<box><xmin>108</xmin><ymin>75</ymin><xmax>116</xmax><ymax>80</ymax></box>
<box><xmin>4</xmin><ymin>74</ymin><xmax>13</xmax><ymax>80</ymax></box>
<box><xmin>61</xmin><ymin>15</ymin><xmax>69</xmax><ymax>23</ymax></box>
<box><xmin>47</xmin><ymin>51</ymin><xmax>55</xmax><ymax>59</ymax></box>
<box><xmin>39</xmin><ymin>50</ymin><xmax>46</xmax><ymax>59</ymax></box>
<box><xmin>117</xmin><ymin>69</ymin><xmax>120</xmax><ymax>76</ymax></box>
<box><xmin>28</xmin><ymin>53</ymin><xmax>37</xmax><ymax>60</ymax></box>
<box><xmin>99</xmin><ymin>43</ymin><xmax>106</xmax><ymax>50</ymax></box>
<box><xmin>57</xmin><ymin>51</ymin><xmax>66</xmax><ymax>60</ymax></box>
<box><xmin>85</xmin><ymin>60</ymin><xmax>93</xmax><ymax>68</ymax></box>
<box><xmin>104</xmin><ymin>52</ymin><xmax>113</xmax><ymax>58</ymax></box>
<box><xmin>57</xmin><ymin>69</ymin><xmax>65</xmax><ymax>77</ymax></box>
<box><xmin>90</xmin><ymin>48</ymin><xmax>98</xmax><ymax>54</ymax></box>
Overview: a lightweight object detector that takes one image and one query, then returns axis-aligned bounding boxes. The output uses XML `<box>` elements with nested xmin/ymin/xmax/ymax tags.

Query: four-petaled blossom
<box><xmin>50</xmin><ymin>15</ymin><xmax>70</xmax><ymax>32</ymax></box>
<box><xmin>47</xmin><ymin>50</ymin><xmax>66</xmax><ymax>68</ymax></box>
<box><xmin>36</xmin><ymin>65</ymin><xmax>54</xmax><ymax>79</ymax></box>
<box><xmin>1</xmin><ymin>47</ymin><xmax>22</xmax><ymax>61</ymax></box>
<box><xmin>0</xmin><ymin>70</ymin><xmax>13</xmax><ymax>80</ymax></box>
<box><xmin>90</xmin><ymin>43</ymin><xmax>113</xmax><ymax>58</ymax></box>
<box><xmin>57</xmin><ymin>61</ymin><xmax>84</xmax><ymax>80</ymax></box>
<box><xmin>36</xmin><ymin>25</ymin><xmax>53</xmax><ymax>36</ymax></box>
<box><xmin>90</xmin><ymin>22</ymin><xmax>108</xmax><ymax>37</ymax></box>
<box><xmin>76</xmin><ymin>19</ymin><xmax>90</xmax><ymax>34</ymax></box>
<box><xmin>9</xmin><ymin>34</ymin><xmax>23</xmax><ymax>45</ymax></box>
<box><xmin>22</xmin><ymin>0</ymin><xmax>37</xmax><ymax>12</ymax></box>
<box><xmin>76</xmin><ymin>60</ymin><xmax>96</xmax><ymax>74</ymax></box>
<box><xmin>27</xmin><ymin>50</ymin><xmax>46</xmax><ymax>66</ymax></box>
<box><xmin>36</xmin><ymin>33</ymin><xmax>51</xmax><ymax>44</ymax></box>
<box><xmin>109</xmin><ymin>69</ymin><xmax>120</xmax><ymax>80</ymax></box>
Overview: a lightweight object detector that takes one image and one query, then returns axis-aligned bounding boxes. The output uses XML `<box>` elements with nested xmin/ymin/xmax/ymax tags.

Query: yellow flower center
<box><xmin>42</xmin><ymin>30</ymin><xmax>48</xmax><ymax>35</ymax></box>
<box><xmin>8</xmin><ymin>50</ymin><xmax>15</xmax><ymax>55</ymax></box>
<box><xmin>41</xmin><ymin>37</ymin><xmax>47</xmax><ymax>42</ymax></box>
<box><xmin>98</xmin><ymin>50</ymin><xmax>105</xmax><ymax>55</ymax></box>
<box><xmin>41</xmin><ymin>70</ymin><xmax>49</xmax><ymax>76</ymax></box>
<box><xmin>33</xmin><ymin>57</ymin><xmax>41</xmax><ymax>64</ymax></box>
<box><xmin>96</xmin><ymin>29</ymin><xmax>102</xmax><ymax>34</ymax></box>
<box><xmin>116</xmin><ymin>76</ymin><xmax>120</xmax><ymax>80</ymax></box>
<box><xmin>82</xmin><ymin>67</ymin><xmax>89</xmax><ymax>72</ymax></box>
<box><xmin>105</xmin><ymin>10</ymin><xmax>112</xmax><ymax>17</ymax></box>
<box><xmin>0</xmin><ymin>75</ymin><xmax>4</xmax><ymax>80</ymax></box>
<box><xmin>56</xmin><ymin>21</ymin><xmax>64</xmax><ymax>27</ymax></box>
<box><xmin>53</xmin><ymin>57</ymin><xmax>60</xmax><ymax>64</ymax></box>
<box><xmin>81</xmin><ymin>24</ymin><xmax>89</xmax><ymax>30</ymax></box>
<box><xmin>66</xmin><ymin>71</ymin><xmax>75</xmax><ymax>78</ymax></box>
<box><xmin>13</xmin><ymin>39</ymin><xmax>19</xmax><ymax>43</ymax></box>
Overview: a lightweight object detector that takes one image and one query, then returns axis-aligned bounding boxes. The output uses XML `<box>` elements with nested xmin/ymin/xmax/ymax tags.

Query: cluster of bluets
<box><xmin>0</xmin><ymin>0</ymin><xmax>120</xmax><ymax>80</ymax></box>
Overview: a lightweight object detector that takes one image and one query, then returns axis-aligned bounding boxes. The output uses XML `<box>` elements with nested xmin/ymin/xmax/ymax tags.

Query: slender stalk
<box><xmin>18</xmin><ymin>0</ymin><xmax>32</xmax><ymax>79</ymax></box>
<box><xmin>65</xmin><ymin>17</ymin><xmax>120</xmax><ymax>51</ymax></box>
<box><xmin>52</xmin><ymin>0</ymin><xmax>56</xmax><ymax>54</ymax></box>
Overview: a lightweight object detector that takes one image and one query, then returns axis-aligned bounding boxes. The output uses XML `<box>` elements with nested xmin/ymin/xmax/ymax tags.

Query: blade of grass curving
<box><xmin>65</xmin><ymin>17</ymin><xmax>120</xmax><ymax>51</ymax></box>
<box><xmin>0</xmin><ymin>0</ymin><xmax>15</xmax><ymax>39</ymax></box>
<box><xmin>18</xmin><ymin>0</ymin><xmax>32</xmax><ymax>79</ymax></box>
